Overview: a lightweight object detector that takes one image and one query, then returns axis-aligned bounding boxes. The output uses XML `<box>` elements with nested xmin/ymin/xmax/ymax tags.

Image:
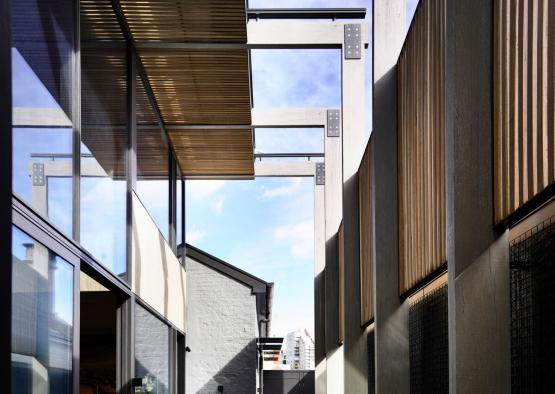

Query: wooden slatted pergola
<box><xmin>81</xmin><ymin>0</ymin><xmax>254</xmax><ymax>179</ymax></box>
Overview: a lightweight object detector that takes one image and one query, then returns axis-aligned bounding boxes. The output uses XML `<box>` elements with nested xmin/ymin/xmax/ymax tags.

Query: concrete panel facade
<box><xmin>372</xmin><ymin>1</ymin><xmax>409</xmax><ymax>393</ymax></box>
<box><xmin>445</xmin><ymin>0</ymin><xmax>511</xmax><ymax>392</ymax></box>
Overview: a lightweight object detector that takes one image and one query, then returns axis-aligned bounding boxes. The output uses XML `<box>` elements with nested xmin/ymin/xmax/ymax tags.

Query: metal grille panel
<box><xmin>510</xmin><ymin>216</ymin><xmax>555</xmax><ymax>393</ymax></box>
<box><xmin>367</xmin><ymin>329</ymin><xmax>375</xmax><ymax>394</ymax></box>
<box><xmin>409</xmin><ymin>283</ymin><xmax>448</xmax><ymax>394</ymax></box>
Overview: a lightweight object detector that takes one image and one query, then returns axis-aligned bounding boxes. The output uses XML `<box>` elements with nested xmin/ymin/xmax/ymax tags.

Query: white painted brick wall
<box><xmin>185</xmin><ymin>256</ymin><xmax>258</xmax><ymax>394</ymax></box>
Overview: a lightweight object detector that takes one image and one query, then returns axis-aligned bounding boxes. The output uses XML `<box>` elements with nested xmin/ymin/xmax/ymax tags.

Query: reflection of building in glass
<box><xmin>11</xmin><ymin>232</ymin><xmax>73</xmax><ymax>393</ymax></box>
<box><xmin>281</xmin><ymin>329</ymin><xmax>315</xmax><ymax>371</ymax></box>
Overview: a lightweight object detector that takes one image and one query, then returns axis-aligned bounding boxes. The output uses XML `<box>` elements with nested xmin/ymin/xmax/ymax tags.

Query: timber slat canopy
<box><xmin>82</xmin><ymin>0</ymin><xmax>253</xmax><ymax>179</ymax></box>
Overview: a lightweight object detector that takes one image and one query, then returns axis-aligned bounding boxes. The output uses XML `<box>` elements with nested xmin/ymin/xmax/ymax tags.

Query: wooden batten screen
<box><xmin>117</xmin><ymin>0</ymin><xmax>253</xmax><ymax>178</ymax></box>
<box><xmin>494</xmin><ymin>0</ymin><xmax>555</xmax><ymax>223</ymax></box>
<box><xmin>338</xmin><ymin>222</ymin><xmax>345</xmax><ymax>345</ymax></box>
<box><xmin>397</xmin><ymin>0</ymin><xmax>447</xmax><ymax>295</ymax></box>
<box><xmin>359</xmin><ymin>139</ymin><xmax>374</xmax><ymax>325</ymax></box>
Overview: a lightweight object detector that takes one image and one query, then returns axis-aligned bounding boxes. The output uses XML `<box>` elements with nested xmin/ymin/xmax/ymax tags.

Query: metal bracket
<box><xmin>32</xmin><ymin>163</ymin><xmax>45</xmax><ymax>186</ymax></box>
<box><xmin>315</xmin><ymin>162</ymin><xmax>325</xmax><ymax>185</ymax></box>
<box><xmin>327</xmin><ymin>109</ymin><xmax>340</xmax><ymax>137</ymax></box>
<box><xmin>344</xmin><ymin>24</ymin><xmax>362</xmax><ymax>60</ymax></box>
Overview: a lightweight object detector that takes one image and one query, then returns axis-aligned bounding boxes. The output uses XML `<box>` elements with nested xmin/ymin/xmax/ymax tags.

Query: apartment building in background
<box><xmin>281</xmin><ymin>329</ymin><xmax>315</xmax><ymax>371</ymax></box>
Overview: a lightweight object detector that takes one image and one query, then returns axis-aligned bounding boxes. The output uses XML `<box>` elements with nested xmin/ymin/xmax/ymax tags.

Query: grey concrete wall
<box><xmin>185</xmin><ymin>256</ymin><xmax>258</xmax><ymax>394</ymax></box>
<box><xmin>342</xmin><ymin>174</ymin><xmax>368</xmax><ymax>393</ymax></box>
<box><xmin>445</xmin><ymin>0</ymin><xmax>511</xmax><ymax>392</ymax></box>
<box><xmin>372</xmin><ymin>1</ymin><xmax>409</xmax><ymax>393</ymax></box>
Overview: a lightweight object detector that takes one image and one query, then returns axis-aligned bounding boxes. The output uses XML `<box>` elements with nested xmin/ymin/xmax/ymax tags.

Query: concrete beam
<box><xmin>251</xmin><ymin>108</ymin><xmax>327</xmax><ymax>128</ymax></box>
<box><xmin>372</xmin><ymin>1</ymin><xmax>409</xmax><ymax>393</ymax></box>
<box><xmin>254</xmin><ymin>161</ymin><xmax>315</xmax><ymax>177</ymax></box>
<box><xmin>13</xmin><ymin>107</ymin><xmax>72</xmax><ymax>128</ymax></box>
<box><xmin>247</xmin><ymin>21</ymin><xmax>369</xmax><ymax>48</ymax></box>
<box><xmin>445</xmin><ymin>0</ymin><xmax>510</xmax><ymax>392</ymax></box>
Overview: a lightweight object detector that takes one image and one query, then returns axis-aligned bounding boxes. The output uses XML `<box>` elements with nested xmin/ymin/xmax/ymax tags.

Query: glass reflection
<box><xmin>11</xmin><ymin>0</ymin><xmax>75</xmax><ymax>236</ymax></box>
<box><xmin>11</xmin><ymin>226</ymin><xmax>74</xmax><ymax>394</ymax></box>
<box><xmin>79</xmin><ymin>4</ymin><xmax>127</xmax><ymax>276</ymax></box>
<box><xmin>136</xmin><ymin>75</ymin><xmax>170</xmax><ymax>242</ymax></box>
<box><xmin>135</xmin><ymin>304</ymin><xmax>170</xmax><ymax>394</ymax></box>
<box><xmin>176</xmin><ymin>171</ymin><xmax>183</xmax><ymax>247</ymax></box>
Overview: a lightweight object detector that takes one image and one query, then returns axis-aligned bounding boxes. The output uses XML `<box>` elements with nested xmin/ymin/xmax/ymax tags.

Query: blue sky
<box><xmin>186</xmin><ymin>0</ymin><xmax>420</xmax><ymax>338</ymax></box>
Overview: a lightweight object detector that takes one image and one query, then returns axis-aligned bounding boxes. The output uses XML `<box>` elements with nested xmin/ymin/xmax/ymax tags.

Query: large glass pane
<box><xmin>11</xmin><ymin>0</ymin><xmax>75</xmax><ymax>235</ymax></box>
<box><xmin>136</xmin><ymin>74</ymin><xmax>170</xmax><ymax>242</ymax></box>
<box><xmin>176</xmin><ymin>169</ymin><xmax>183</xmax><ymax>247</ymax></box>
<box><xmin>11</xmin><ymin>226</ymin><xmax>74</xmax><ymax>393</ymax></box>
<box><xmin>80</xmin><ymin>2</ymin><xmax>127</xmax><ymax>276</ymax></box>
<box><xmin>135</xmin><ymin>304</ymin><xmax>170</xmax><ymax>394</ymax></box>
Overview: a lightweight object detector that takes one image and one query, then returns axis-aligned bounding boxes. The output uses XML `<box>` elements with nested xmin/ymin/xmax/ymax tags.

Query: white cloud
<box><xmin>211</xmin><ymin>195</ymin><xmax>225</xmax><ymax>215</ymax></box>
<box><xmin>186</xmin><ymin>229</ymin><xmax>207</xmax><ymax>244</ymax></box>
<box><xmin>258</xmin><ymin>178</ymin><xmax>303</xmax><ymax>200</ymax></box>
<box><xmin>186</xmin><ymin>180</ymin><xmax>226</xmax><ymax>199</ymax></box>
<box><xmin>274</xmin><ymin>220</ymin><xmax>314</xmax><ymax>259</ymax></box>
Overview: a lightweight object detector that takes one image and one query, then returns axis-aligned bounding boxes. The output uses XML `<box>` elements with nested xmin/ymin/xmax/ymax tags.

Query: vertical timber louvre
<box><xmin>398</xmin><ymin>0</ymin><xmax>447</xmax><ymax>294</ymax></box>
<box><xmin>359</xmin><ymin>138</ymin><xmax>374</xmax><ymax>325</ymax></box>
<box><xmin>494</xmin><ymin>0</ymin><xmax>555</xmax><ymax>223</ymax></box>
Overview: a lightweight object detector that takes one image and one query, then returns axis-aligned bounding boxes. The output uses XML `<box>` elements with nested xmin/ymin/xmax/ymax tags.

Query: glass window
<box><xmin>11</xmin><ymin>226</ymin><xmax>74</xmax><ymax>394</ymax></box>
<box><xmin>79</xmin><ymin>4</ymin><xmax>127</xmax><ymax>276</ymax></box>
<box><xmin>135</xmin><ymin>74</ymin><xmax>170</xmax><ymax>242</ymax></box>
<box><xmin>176</xmin><ymin>169</ymin><xmax>183</xmax><ymax>247</ymax></box>
<box><xmin>135</xmin><ymin>304</ymin><xmax>170</xmax><ymax>394</ymax></box>
<box><xmin>10</xmin><ymin>0</ymin><xmax>75</xmax><ymax>235</ymax></box>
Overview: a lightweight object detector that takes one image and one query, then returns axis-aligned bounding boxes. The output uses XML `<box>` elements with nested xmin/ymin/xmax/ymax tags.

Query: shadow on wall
<box><xmin>314</xmin><ymin>269</ymin><xmax>325</xmax><ymax>366</ymax></box>
<box><xmin>263</xmin><ymin>370</ymin><xmax>315</xmax><ymax>394</ymax></box>
<box><xmin>195</xmin><ymin>339</ymin><xmax>257</xmax><ymax>394</ymax></box>
<box><xmin>325</xmin><ymin>231</ymin><xmax>340</xmax><ymax>353</ymax></box>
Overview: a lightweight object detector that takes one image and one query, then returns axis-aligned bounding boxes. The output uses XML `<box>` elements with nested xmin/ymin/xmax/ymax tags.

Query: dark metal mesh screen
<box><xmin>367</xmin><ymin>329</ymin><xmax>375</xmax><ymax>394</ymax></box>
<box><xmin>510</xmin><ymin>216</ymin><xmax>555</xmax><ymax>393</ymax></box>
<box><xmin>409</xmin><ymin>283</ymin><xmax>449</xmax><ymax>394</ymax></box>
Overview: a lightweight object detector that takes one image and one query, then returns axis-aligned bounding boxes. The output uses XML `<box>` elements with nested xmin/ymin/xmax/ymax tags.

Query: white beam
<box><xmin>252</xmin><ymin>108</ymin><xmax>327</xmax><ymax>128</ymax></box>
<box><xmin>254</xmin><ymin>161</ymin><xmax>315</xmax><ymax>177</ymax></box>
<box><xmin>13</xmin><ymin>107</ymin><xmax>72</xmax><ymax>127</ymax></box>
<box><xmin>247</xmin><ymin>21</ymin><xmax>369</xmax><ymax>47</ymax></box>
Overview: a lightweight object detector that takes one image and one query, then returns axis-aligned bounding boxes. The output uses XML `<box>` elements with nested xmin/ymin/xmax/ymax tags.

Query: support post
<box><xmin>324</xmin><ymin>115</ymin><xmax>344</xmax><ymax>394</ymax></box>
<box><xmin>0</xmin><ymin>0</ymin><xmax>11</xmax><ymax>387</ymax></box>
<box><xmin>314</xmin><ymin>179</ymin><xmax>327</xmax><ymax>393</ymax></box>
<box><xmin>372</xmin><ymin>1</ymin><xmax>409</xmax><ymax>393</ymax></box>
<box><xmin>342</xmin><ymin>24</ymin><xmax>368</xmax><ymax>394</ymax></box>
<box><xmin>445</xmin><ymin>0</ymin><xmax>510</xmax><ymax>392</ymax></box>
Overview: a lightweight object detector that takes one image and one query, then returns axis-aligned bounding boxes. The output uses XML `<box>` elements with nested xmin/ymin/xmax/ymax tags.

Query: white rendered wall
<box><xmin>185</xmin><ymin>256</ymin><xmax>258</xmax><ymax>393</ymax></box>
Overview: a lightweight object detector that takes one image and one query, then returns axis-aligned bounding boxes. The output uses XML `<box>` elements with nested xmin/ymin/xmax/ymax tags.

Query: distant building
<box><xmin>281</xmin><ymin>329</ymin><xmax>315</xmax><ymax>370</ymax></box>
